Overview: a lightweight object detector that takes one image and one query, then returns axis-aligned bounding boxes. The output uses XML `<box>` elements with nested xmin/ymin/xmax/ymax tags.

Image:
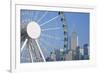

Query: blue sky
<box><xmin>21</xmin><ymin>10</ymin><xmax>89</xmax><ymax>56</ymax></box>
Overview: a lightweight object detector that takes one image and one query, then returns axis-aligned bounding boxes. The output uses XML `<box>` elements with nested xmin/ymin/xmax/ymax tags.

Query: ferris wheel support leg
<box><xmin>28</xmin><ymin>42</ymin><xmax>34</xmax><ymax>63</ymax></box>
<box><xmin>35</xmin><ymin>39</ymin><xmax>46</xmax><ymax>62</ymax></box>
<box><xmin>21</xmin><ymin>39</ymin><xmax>28</xmax><ymax>52</ymax></box>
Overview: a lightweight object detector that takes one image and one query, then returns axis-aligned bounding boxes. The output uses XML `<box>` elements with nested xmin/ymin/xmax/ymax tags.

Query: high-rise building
<box><xmin>83</xmin><ymin>44</ymin><xmax>89</xmax><ymax>59</ymax></box>
<box><xmin>71</xmin><ymin>32</ymin><xmax>78</xmax><ymax>51</ymax></box>
<box><xmin>70</xmin><ymin>31</ymin><xmax>78</xmax><ymax>60</ymax></box>
<box><xmin>79</xmin><ymin>48</ymin><xmax>84</xmax><ymax>60</ymax></box>
<box><xmin>75</xmin><ymin>46</ymin><xmax>80</xmax><ymax>60</ymax></box>
<box><xmin>83</xmin><ymin>44</ymin><xmax>89</xmax><ymax>55</ymax></box>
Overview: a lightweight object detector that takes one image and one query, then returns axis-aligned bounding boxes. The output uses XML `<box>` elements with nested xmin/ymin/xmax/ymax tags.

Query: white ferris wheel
<box><xmin>20</xmin><ymin>10</ymin><xmax>68</xmax><ymax>63</ymax></box>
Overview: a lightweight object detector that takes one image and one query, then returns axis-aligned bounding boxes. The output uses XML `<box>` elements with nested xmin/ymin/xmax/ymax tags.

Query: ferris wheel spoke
<box><xmin>41</xmin><ymin>33</ymin><xmax>63</xmax><ymax>40</ymax></box>
<box><xmin>39</xmin><ymin>42</ymin><xmax>47</xmax><ymax>51</ymax></box>
<box><xmin>38</xmin><ymin>40</ymin><xmax>49</xmax><ymax>58</ymax></box>
<box><xmin>34</xmin><ymin>12</ymin><xmax>39</xmax><ymax>21</ymax></box>
<box><xmin>40</xmin><ymin>15</ymin><xmax>59</xmax><ymax>27</ymax></box>
<box><xmin>22</xmin><ymin>19</ymin><xmax>28</xmax><ymax>25</ymax></box>
<box><xmin>37</xmin><ymin>11</ymin><xmax>48</xmax><ymax>23</ymax></box>
<box><xmin>39</xmin><ymin>38</ymin><xmax>54</xmax><ymax>51</ymax></box>
<box><xmin>35</xmin><ymin>39</ymin><xmax>46</xmax><ymax>62</ymax></box>
<box><xmin>21</xmin><ymin>39</ymin><xmax>28</xmax><ymax>52</ymax></box>
<box><xmin>41</xmin><ymin>27</ymin><xmax>61</xmax><ymax>31</ymax></box>
<box><xmin>39</xmin><ymin>39</ymin><xmax>50</xmax><ymax>51</ymax></box>
<box><xmin>39</xmin><ymin>38</ymin><xmax>51</xmax><ymax>48</ymax></box>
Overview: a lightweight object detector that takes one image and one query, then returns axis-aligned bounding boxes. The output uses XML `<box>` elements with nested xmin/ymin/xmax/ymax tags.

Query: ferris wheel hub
<box><xmin>27</xmin><ymin>21</ymin><xmax>41</xmax><ymax>39</ymax></box>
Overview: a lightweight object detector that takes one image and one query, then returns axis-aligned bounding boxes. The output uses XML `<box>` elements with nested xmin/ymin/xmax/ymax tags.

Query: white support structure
<box><xmin>35</xmin><ymin>39</ymin><xmax>46</xmax><ymax>62</ymax></box>
<box><xmin>21</xmin><ymin>39</ymin><xmax>28</xmax><ymax>52</ymax></box>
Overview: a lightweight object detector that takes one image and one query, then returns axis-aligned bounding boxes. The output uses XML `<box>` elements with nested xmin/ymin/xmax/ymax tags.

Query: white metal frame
<box><xmin>11</xmin><ymin>0</ymin><xmax>96</xmax><ymax>73</ymax></box>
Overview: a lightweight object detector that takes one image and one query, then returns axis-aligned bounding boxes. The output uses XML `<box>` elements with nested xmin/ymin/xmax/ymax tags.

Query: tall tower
<box><xmin>71</xmin><ymin>31</ymin><xmax>78</xmax><ymax>51</ymax></box>
<box><xmin>70</xmin><ymin>31</ymin><xmax>78</xmax><ymax>60</ymax></box>
<box><xmin>58</xmin><ymin>12</ymin><xmax>68</xmax><ymax>53</ymax></box>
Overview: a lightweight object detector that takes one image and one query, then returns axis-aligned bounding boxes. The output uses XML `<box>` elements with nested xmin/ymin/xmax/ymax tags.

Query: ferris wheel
<box><xmin>20</xmin><ymin>10</ymin><xmax>68</xmax><ymax>63</ymax></box>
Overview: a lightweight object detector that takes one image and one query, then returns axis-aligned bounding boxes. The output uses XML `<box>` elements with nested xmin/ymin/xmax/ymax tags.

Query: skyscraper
<box><xmin>71</xmin><ymin>32</ymin><xmax>78</xmax><ymax>50</ymax></box>
<box><xmin>83</xmin><ymin>44</ymin><xmax>89</xmax><ymax>59</ymax></box>
<box><xmin>75</xmin><ymin>46</ymin><xmax>80</xmax><ymax>60</ymax></box>
<box><xmin>70</xmin><ymin>31</ymin><xmax>78</xmax><ymax>60</ymax></box>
